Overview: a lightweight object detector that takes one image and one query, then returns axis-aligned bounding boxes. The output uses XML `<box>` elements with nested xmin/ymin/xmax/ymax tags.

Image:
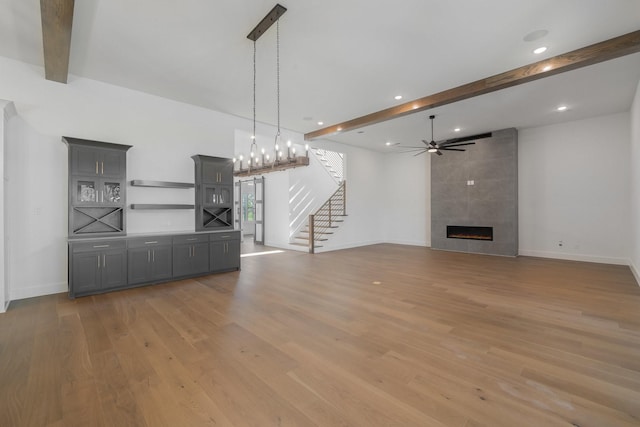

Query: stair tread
<box><xmin>294</xmin><ymin>236</ymin><xmax>329</xmax><ymax>241</ymax></box>
<box><xmin>299</xmin><ymin>231</ymin><xmax>334</xmax><ymax>235</ymax></box>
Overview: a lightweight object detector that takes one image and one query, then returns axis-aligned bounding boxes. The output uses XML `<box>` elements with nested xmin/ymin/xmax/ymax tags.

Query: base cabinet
<box><xmin>69</xmin><ymin>231</ymin><xmax>240</xmax><ymax>298</ymax></box>
<box><xmin>127</xmin><ymin>237</ymin><xmax>173</xmax><ymax>285</ymax></box>
<box><xmin>70</xmin><ymin>240</ymin><xmax>127</xmax><ymax>296</ymax></box>
<box><xmin>172</xmin><ymin>234</ymin><xmax>210</xmax><ymax>278</ymax></box>
<box><xmin>210</xmin><ymin>231</ymin><xmax>241</xmax><ymax>272</ymax></box>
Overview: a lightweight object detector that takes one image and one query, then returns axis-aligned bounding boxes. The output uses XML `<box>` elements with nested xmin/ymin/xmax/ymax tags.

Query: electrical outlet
<box><xmin>558</xmin><ymin>240</ymin><xmax>563</xmax><ymax>247</ymax></box>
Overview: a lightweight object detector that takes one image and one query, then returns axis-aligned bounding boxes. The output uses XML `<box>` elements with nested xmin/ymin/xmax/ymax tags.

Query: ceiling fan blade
<box><xmin>440</xmin><ymin>141</ymin><xmax>476</xmax><ymax>148</ymax></box>
<box><xmin>412</xmin><ymin>150</ymin><xmax>428</xmax><ymax>156</ymax></box>
<box><xmin>437</xmin><ymin>132</ymin><xmax>492</xmax><ymax>146</ymax></box>
<box><xmin>436</xmin><ymin>150</ymin><xmax>443</xmax><ymax>156</ymax></box>
<box><xmin>398</xmin><ymin>145</ymin><xmax>427</xmax><ymax>149</ymax></box>
<box><xmin>439</xmin><ymin>148</ymin><xmax>466</xmax><ymax>151</ymax></box>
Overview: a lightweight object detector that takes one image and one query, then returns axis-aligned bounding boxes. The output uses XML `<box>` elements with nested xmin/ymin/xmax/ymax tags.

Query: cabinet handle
<box><xmin>148</xmin><ymin>250</ymin><xmax>151</xmax><ymax>262</ymax></box>
<box><xmin>186</xmin><ymin>238</ymin><xmax>197</xmax><ymax>241</ymax></box>
<box><xmin>95</xmin><ymin>161</ymin><xmax>99</xmax><ymax>175</ymax></box>
<box><xmin>152</xmin><ymin>250</ymin><xmax>155</xmax><ymax>262</ymax></box>
<box><xmin>145</xmin><ymin>241</ymin><xmax>158</xmax><ymax>244</ymax></box>
<box><xmin>97</xmin><ymin>255</ymin><xmax>100</xmax><ymax>268</ymax></box>
<box><xmin>193</xmin><ymin>245</ymin><xmax>196</xmax><ymax>257</ymax></box>
<box><xmin>103</xmin><ymin>254</ymin><xmax>106</xmax><ymax>268</ymax></box>
<box><xmin>93</xmin><ymin>244</ymin><xmax>110</xmax><ymax>248</ymax></box>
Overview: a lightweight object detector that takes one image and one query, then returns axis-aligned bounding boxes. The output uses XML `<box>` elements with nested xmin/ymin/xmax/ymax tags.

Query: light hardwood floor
<box><xmin>1</xmin><ymin>244</ymin><xmax>640</xmax><ymax>426</ymax></box>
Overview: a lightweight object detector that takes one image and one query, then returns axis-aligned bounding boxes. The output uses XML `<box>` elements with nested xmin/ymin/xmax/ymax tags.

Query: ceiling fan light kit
<box><xmin>399</xmin><ymin>114</ymin><xmax>489</xmax><ymax>157</ymax></box>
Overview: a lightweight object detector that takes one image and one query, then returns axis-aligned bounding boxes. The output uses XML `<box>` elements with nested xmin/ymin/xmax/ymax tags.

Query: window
<box><xmin>242</xmin><ymin>193</ymin><xmax>255</xmax><ymax>222</ymax></box>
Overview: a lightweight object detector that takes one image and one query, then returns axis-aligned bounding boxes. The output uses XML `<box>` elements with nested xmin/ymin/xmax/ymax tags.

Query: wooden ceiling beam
<box><xmin>304</xmin><ymin>29</ymin><xmax>640</xmax><ymax>141</ymax></box>
<box><xmin>40</xmin><ymin>0</ymin><xmax>75</xmax><ymax>83</ymax></box>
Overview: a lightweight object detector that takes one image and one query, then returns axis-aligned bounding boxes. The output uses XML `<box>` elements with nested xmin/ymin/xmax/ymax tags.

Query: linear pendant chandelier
<box><xmin>234</xmin><ymin>3</ymin><xmax>309</xmax><ymax>177</ymax></box>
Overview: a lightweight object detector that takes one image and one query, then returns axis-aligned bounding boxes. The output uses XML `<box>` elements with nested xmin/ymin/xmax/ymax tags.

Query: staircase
<box><xmin>313</xmin><ymin>148</ymin><xmax>344</xmax><ymax>184</ymax></box>
<box><xmin>291</xmin><ymin>181</ymin><xmax>346</xmax><ymax>253</ymax></box>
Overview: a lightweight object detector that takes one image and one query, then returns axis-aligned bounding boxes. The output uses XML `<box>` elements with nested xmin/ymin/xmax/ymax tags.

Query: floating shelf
<box><xmin>130</xmin><ymin>204</ymin><xmax>195</xmax><ymax>210</ymax></box>
<box><xmin>130</xmin><ymin>180</ymin><xmax>194</xmax><ymax>188</ymax></box>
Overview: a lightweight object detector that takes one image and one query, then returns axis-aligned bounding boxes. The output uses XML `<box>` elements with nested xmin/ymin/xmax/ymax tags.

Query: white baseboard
<box><xmin>630</xmin><ymin>261</ymin><xmax>640</xmax><ymax>287</ymax></box>
<box><xmin>518</xmin><ymin>250</ymin><xmax>629</xmax><ymax>266</ymax></box>
<box><xmin>384</xmin><ymin>239</ymin><xmax>429</xmax><ymax>247</ymax></box>
<box><xmin>314</xmin><ymin>240</ymin><xmax>384</xmax><ymax>253</ymax></box>
<box><xmin>10</xmin><ymin>281</ymin><xmax>67</xmax><ymax>301</ymax></box>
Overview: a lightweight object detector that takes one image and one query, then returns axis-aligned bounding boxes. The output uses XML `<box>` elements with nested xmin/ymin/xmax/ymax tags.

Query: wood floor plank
<box><xmin>1</xmin><ymin>244</ymin><xmax>639</xmax><ymax>426</ymax></box>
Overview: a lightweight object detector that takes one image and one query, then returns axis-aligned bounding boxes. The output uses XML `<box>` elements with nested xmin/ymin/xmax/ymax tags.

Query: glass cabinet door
<box><xmin>203</xmin><ymin>185</ymin><xmax>232</xmax><ymax>206</ymax></box>
<box><xmin>73</xmin><ymin>179</ymin><xmax>123</xmax><ymax>204</ymax></box>
<box><xmin>76</xmin><ymin>179</ymin><xmax>98</xmax><ymax>203</ymax></box>
<box><xmin>103</xmin><ymin>181</ymin><xmax>122</xmax><ymax>203</ymax></box>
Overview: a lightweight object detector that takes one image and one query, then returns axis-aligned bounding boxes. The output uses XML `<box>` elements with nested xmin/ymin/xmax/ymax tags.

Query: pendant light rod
<box><xmin>430</xmin><ymin>115</ymin><xmax>435</xmax><ymax>141</ymax></box>
<box><xmin>250</xmin><ymin>40</ymin><xmax>257</xmax><ymax>156</ymax></box>
<box><xmin>247</xmin><ymin>4</ymin><xmax>287</xmax><ymax>41</ymax></box>
<box><xmin>276</xmin><ymin>19</ymin><xmax>281</xmax><ymax>135</ymax></box>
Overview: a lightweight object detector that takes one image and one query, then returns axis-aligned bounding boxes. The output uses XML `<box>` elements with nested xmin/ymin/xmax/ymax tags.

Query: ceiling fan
<box><xmin>400</xmin><ymin>115</ymin><xmax>489</xmax><ymax>156</ymax></box>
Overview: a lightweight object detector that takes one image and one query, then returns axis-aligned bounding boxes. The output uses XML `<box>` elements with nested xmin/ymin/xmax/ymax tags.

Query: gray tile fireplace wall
<box><xmin>431</xmin><ymin>128</ymin><xmax>518</xmax><ymax>256</ymax></box>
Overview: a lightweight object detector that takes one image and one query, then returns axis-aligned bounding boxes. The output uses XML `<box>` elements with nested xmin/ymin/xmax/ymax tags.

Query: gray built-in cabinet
<box><xmin>172</xmin><ymin>234</ymin><xmax>210</xmax><ymax>278</ymax></box>
<box><xmin>68</xmin><ymin>231</ymin><xmax>241</xmax><ymax>298</ymax></box>
<box><xmin>210</xmin><ymin>232</ymin><xmax>241</xmax><ymax>271</ymax></box>
<box><xmin>127</xmin><ymin>237</ymin><xmax>173</xmax><ymax>285</ymax></box>
<box><xmin>193</xmin><ymin>155</ymin><xmax>234</xmax><ymax>231</ymax></box>
<box><xmin>64</xmin><ymin>137</ymin><xmax>132</xmax><ymax>237</ymax></box>
<box><xmin>64</xmin><ymin>139</ymin><xmax>241</xmax><ymax>298</ymax></box>
<box><xmin>69</xmin><ymin>239</ymin><xmax>128</xmax><ymax>295</ymax></box>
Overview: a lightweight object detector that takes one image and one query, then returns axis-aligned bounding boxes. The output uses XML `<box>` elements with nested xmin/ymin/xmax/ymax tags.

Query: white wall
<box><xmin>630</xmin><ymin>80</ymin><xmax>640</xmax><ymax>284</ymax></box>
<box><xmin>519</xmin><ymin>112</ymin><xmax>631</xmax><ymax>264</ymax></box>
<box><xmin>382</xmin><ymin>151</ymin><xmax>430</xmax><ymax>247</ymax></box>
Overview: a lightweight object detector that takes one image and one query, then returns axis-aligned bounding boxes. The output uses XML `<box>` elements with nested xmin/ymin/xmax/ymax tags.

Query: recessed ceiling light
<box><xmin>454</xmin><ymin>128</ymin><xmax>461</xmax><ymax>132</ymax></box>
<box><xmin>394</xmin><ymin>95</ymin><xmax>403</xmax><ymax>100</ymax></box>
<box><xmin>385</xmin><ymin>141</ymin><xmax>393</xmax><ymax>146</ymax></box>
<box><xmin>317</xmin><ymin>121</ymin><xmax>323</xmax><ymax>125</ymax></box>
<box><xmin>557</xmin><ymin>105</ymin><xmax>568</xmax><ymax>111</ymax></box>
<box><xmin>337</xmin><ymin>127</ymin><xmax>342</xmax><ymax>131</ymax></box>
<box><xmin>533</xmin><ymin>46</ymin><xmax>547</xmax><ymax>54</ymax></box>
<box><xmin>542</xmin><ymin>65</ymin><xmax>552</xmax><ymax>72</ymax></box>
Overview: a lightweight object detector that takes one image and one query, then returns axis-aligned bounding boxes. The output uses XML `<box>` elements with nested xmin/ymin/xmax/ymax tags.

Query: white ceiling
<box><xmin>1</xmin><ymin>0</ymin><xmax>639</xmax><ymax>151</ymax></box>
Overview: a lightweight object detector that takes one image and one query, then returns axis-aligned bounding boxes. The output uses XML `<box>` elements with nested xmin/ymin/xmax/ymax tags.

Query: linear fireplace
<box><xmin>447</xmin><ymin>225</ymin><xmax>493</xmax><ymax>241</ymax></box>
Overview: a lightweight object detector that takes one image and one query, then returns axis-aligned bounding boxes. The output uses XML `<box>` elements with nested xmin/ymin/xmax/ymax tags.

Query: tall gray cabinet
<box><xmin>192</xmin><ymin>155</ymin><xmax>234</xmax><ymax>231</ymax></box>
<box><xmin>64</xmin><ymin>137</ymin><xmax>132</xmax><ymax>237</ymax></box>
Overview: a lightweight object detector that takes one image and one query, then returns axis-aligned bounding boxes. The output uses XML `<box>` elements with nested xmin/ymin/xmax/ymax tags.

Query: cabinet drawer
<box><xmin>210</xmin><ymin>231</ymin><xmax>240</xmax><ymax>242</ymax></box>
<box><xmin>172</xmin><ymin>234</ymin><xmax>209</xmax><ymax>244</ymax></box>
<box><xmin>128</xmin><ymin>237</ymin><xmax>173</xmax><ymax>249</ymax></box>
<box><xmin>71</xmin><ymin>239</ymin><xmax>127</xmax><ymax>253</ymax></box>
